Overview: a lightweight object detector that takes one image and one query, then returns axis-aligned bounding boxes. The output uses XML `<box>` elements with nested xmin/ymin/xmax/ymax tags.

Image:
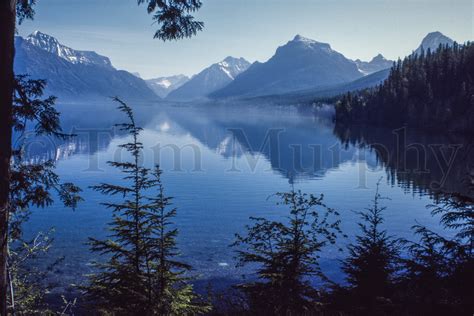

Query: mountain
<box><xmin>248</xmin><ymin>68</ymin><xmax>391</xmax><ymax>105</ymax></box>
<box><xmin>355</xmin><ymin>54</ymin><xmax>393</xmax><ymax>75</ymax></box>
<box><xmin>166</xmin><ymin>57</ymin><xmax>250</xmax><ymax>101</ymax></box>
<box><xmin>414</xmin><ymin>31</ymin><xmax>454</xmax><ymax>55</ymax></box>
<box><xmin>146</xmin><ymin>75</ymin><xmax>189</xmax><ymax>98</ymax></box>
<box><xmin>25</xmin><ymin>31</ymin><xmax>114</xmax><ymax>69</ymax></box>
<box><xmin>286</xmin><ymin>31</ymin><xmax>454</xmax><ymax>103</ymax></box>
<box><xmin>14</xmin><ymin>31</ymin><xmax>158</xmax><ymax>102</ymax></box>
<box><xmin>336</xmin><ymin>41</ymin><xmax>474</xmax><ymax>133</ymax></box>
<box><xmin>211</xmin><ymin>35</ymin><xmax>363</xmax><ymax>99</ymax></box>
<box><xmin>236</xmin><ymin>31</ymin><xmax>456</xmax><ymax>104</ymax></box>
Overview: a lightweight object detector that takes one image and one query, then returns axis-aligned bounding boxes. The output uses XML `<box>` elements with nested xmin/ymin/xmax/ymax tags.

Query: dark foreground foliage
<box><xmin>85</xmin><ymin>99</ymin><xmax>210</xmax><ymax>315</ymax></box>
<box><xmin>7</xmin><ymin>89</ymin><xmax>473</xmax><ymax>315</ymax></box>
<box><xmin>327</xmin><ymin>190</ymin><xmax>473</xmax><ymax>316</ymax></box>
<box><xmin>395</xmin><ymin>193</ymin><xmax>474</xmax><ymax>315</ymax></box>
<box><xmin>7</xmin><ymin>81</ymin><xmax>473</xmax><ymax>316</ymax></box>
<box><xmin>229</xmin><ymin>183</ymin><xmax>473</xmax><ymax>316</ymax></box>
<box><xmin>8</xmin><ymin>75</ymin><xmax>82</xmax><ymax>314</ymax></box>
<box><xmin>4</xmin><ymin>1</ymin><xmax>205</xmax><ymax>313</ymax></box>
<box><xmin>232</xmin><ymin>190</ymin><xmax>343</xmax><ymax>315</ymax></box>
<box><xmin>328</xmin><ymin>181</ymin><xmax>402</xmax><ymax>315</ymax></box>
<box><xmin>335</xmin><ymin>42</ymin><xmax>474</xmax><ymax>133</ymax></box>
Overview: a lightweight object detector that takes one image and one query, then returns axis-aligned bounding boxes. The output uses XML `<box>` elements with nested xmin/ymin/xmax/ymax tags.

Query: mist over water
<box><xmin>21</xmin><ymin>100</ymin><xmax>473</xmax><ymax>291</ymax></box>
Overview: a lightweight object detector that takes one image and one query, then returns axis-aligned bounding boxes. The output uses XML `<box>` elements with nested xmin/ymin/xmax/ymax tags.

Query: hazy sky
<box><xmin>19</xmin><ymin>0</ymin><xmax>473</xmax><ymax>79</ymax></box>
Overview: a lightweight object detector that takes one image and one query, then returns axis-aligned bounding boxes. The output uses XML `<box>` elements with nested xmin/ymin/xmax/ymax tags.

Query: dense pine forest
<box><xmin>335</xmin><ymin>42</ymin><xmax>474</xmax><ymax>133</ymax></box>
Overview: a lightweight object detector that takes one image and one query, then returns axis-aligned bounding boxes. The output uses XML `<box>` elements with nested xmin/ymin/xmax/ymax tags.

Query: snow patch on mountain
<box><xmin>292</xmin><ymin>35</ymin><xmax>333</xmax><ymax>53</ymax></box>
<box><xmin>146</xmin><ymin>75</ymin><xmax>190</xmax><ymax>98</ymax></box>
<box><xmin>166</xmin><ymin>57</ymin><xmax>251</xmax><ymax>101</ymax></box>
<box><xmin>15</xmin><ymin>32</ymin><xmax>158</xmax><ymax>101</ymax></box>
<box><xmin>211</xmin><ymin>34</ymin><xmax>363</xmax><ymax>98</ymax></box>
<box><xmin>26</xmin><ymin>31</ymin><xmax>114</xmax><ymax>69</ymax></box>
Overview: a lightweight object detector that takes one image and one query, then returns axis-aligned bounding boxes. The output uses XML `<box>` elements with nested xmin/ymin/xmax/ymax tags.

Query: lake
<box><xmin>21</xmin><ymin>100</ymin><xmax>473</xmax><ymax>293</ymax></box>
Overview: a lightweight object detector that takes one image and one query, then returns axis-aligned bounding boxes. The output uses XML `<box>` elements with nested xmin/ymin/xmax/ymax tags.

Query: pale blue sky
<box><xmin>18</xmin><ymin>0</ymin><xmax>473</xmax><ymax>79</ymax></box>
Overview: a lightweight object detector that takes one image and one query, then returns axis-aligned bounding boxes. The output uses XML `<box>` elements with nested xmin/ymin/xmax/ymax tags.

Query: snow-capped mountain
<box><xmin>355</xmin><ymin>54</ymin><xmax>393</xmax><ymax>75</ymax></box>
<box><xmin>14</xmin><ymin>31</ymin><xmax>158</xmax><ymax>101</ymax></box>
<box><xmin>211</xmin><ymin>35</ymin><xmax>363</xmax><ymax>98</ymax></box>
<box><xmin>26</xmin><ymin>31</ymin><xmax>114</xmax><ymax>70</ymax></box>
<box><xmin>146</xmin><ymin>75</ymin><xmax>189</xmax><ymax>98</ymax></box>
<box><xmin>167</xmin><ymin>57</ymin><xmax>250</xmax><ymax>101</ymax></box>
<box><xmin>414</xmin><ymin>31</ymin><xmax>454</xmax><ymax>55</ymax></box>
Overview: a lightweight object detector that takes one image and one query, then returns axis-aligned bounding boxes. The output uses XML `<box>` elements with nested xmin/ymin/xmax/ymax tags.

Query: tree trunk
<box><xmin>0</xmin><ymin>0</ymin><xmax>15</xmax><ymax>314</ymax></box>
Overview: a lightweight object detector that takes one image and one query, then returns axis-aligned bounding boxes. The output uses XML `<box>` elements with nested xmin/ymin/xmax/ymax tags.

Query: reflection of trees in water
<box><xmin>17</xmin><ymin>103</ymin><xmax>360</xmax><ymax>182</ymax></box>
<box><xmin>17</xmin><ymin>102</ymin><xmax>474</xmax><ymax>193</ymax></box>
<box><xmin>333</xmin><ymin>124</ymin><xmax>474</xmax><ymax>199</ymax></box>
<box><xmin>397</xmin><ymin>190</ymin><xmax>473</xmax><ymax>315</ymax></box>
<box><xmin>331</xmin><ymin>123</ymin><xmax>474</xmax><ymax>314</ymax></box>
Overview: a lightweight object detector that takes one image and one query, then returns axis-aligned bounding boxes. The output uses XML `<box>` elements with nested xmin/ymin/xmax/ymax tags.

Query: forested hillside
<box><xmin>335</xmin><ymin>42</ymin><xmax>474</xmax><ymax>133</ymax></box>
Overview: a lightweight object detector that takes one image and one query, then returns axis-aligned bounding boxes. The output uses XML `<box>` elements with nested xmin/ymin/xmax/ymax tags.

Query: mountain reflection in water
<box><xmin>20</xmin><ymin>101</ymin><xmax>472</xmax><ymax>291</ymax></box>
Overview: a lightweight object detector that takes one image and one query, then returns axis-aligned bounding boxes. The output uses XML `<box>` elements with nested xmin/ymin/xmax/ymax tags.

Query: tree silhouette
<box><xmin>137</xmin><ymin>0</ymin><xmax>204</xmax><ymax>40</ymax></box>
<box><xmin>233</xmin><ymin>190</ymin><xmax>342</xmax><ymax>315</ymax></box>
<box><xmin>6</xmin><ymin>75</ymin><xmax>82</xmax><ymax>314</ymax></box>
<box><xmin>335</xmin><ymin>42</ymin><xmax>474</xmax><ymax>133</ymax></box>
<box><xmin>0</xmin><ymin>2</ymin><xmax>204</xmax><ymax>312</ymax></box>
<box><xmin>398</xmin><ymin>193</ymin><xmax>474</xmax><ymax>314</ymax></box>
<box><xmin>85</xmin><ymin>98</ymin><xmax>209</xmax><ymax>315</ymax></box>
<box><xmin>334</xmin><ymin>181</ymin><xmax>401</xmax><ymax>315</ymax></box>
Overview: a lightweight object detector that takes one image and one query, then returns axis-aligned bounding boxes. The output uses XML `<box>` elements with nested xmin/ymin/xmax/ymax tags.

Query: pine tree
<box><xmin>7</xmin><ymin>75</ymin><xmax>82</xmax><ymax>314</ymax></box>
<box><xmin>399</xmin><ymin>193</ymin><xmax>474</xmax><ymax>314</ymax></box>
<box><xmin>86</xmin><ymin>98</ymin><xmax>209</xmax><ymax>315</ymax></box>
<box><xmin>334</xmin><ymin>42</ymin><xmax>474</xmax><ymax>133</ymax></box>
<box><xmin>233</xmin><ymin>190</ymin><xmax>343</xmax><ymax>315</ymax></box>
<box><xmin>430</xmin><ymin>193</ymin><xmax>474</xmax><ymax>253</ymax></box>
<box><xmin>1</xmin><ymin>2</ymin><xmax>204</xmax><ymax>312</ymax></box>
<box><xmin>147</xmin><ymin>166</ymin><xmax>211</xmax><ymax>315</ymax></box>
<box><xmin>337</xmin><ymin>180</ymin><xmax>401</xmax><ymax>315</ymax></box>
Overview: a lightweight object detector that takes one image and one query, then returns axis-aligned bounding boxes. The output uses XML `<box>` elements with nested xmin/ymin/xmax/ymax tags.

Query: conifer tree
<box><xmin>337</xmin><ymin>180</ymin><xmax>401</xmax><ymax>314</ymax></box>
<box><xmin>1</xmin><ymin>2</ymin><xmax>204</xmax><ymax>312</ymax></box>
<box><xmin>399</xmin><ymin>193</ymin><xmax>474</xmax><ymax>314</ymax></box>
<box><xmin>233</xmin><ymin>190</ymin><xmax>342</xmax><ymax>315</ymax></box>
<box><xmin>86</xmin><ymin>98</ymin><xmax>209</xmax><ymax>315</ymax></box>
<box><xmin>7</xmin><ymin>75</ymin><xmax>82</xmax><ymax>314</ymax></box>
<box><xmin>430</xmin><ymin>193</ymin><xmax>474</xmax><ymax>253</ymax></box>
<box><xmin>334</xmin><ymin>42</ymin><xmax>474</xmax><ymax>133</ymax></box>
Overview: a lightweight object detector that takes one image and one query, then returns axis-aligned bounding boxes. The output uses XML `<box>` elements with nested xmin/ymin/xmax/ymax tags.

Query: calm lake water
<box><xmin>21</xmin><ymin>100</ymin><xmax>473</xmax><ymax>292</ymax></box>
